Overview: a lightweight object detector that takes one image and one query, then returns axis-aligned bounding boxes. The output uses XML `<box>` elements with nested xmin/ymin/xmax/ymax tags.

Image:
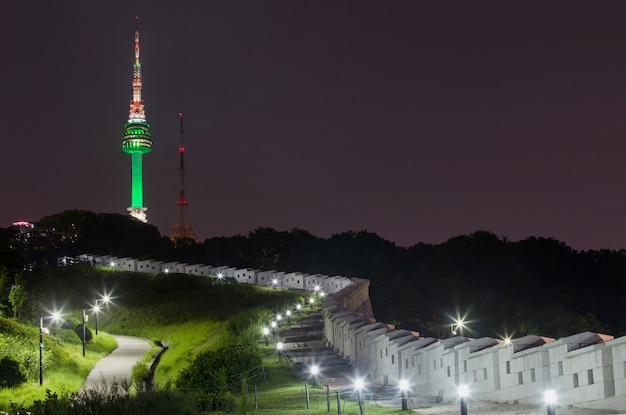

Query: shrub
<box><xmin>56</xmin><ymin>328</ymin><xmax>81</xmax><ymax>345</ymax></box>
<box><xmin>73</xmin><ymin>324</ymin><xmax>93</xmax><ymax>343</ymax></box>
<box><xmin>176</xmin><ymin>345</ymin><xmax>261</xmax><ymax>393</ymax></box>
<box><xmin>0</xmin><ymin>356</ymin><xmax>27</xmax><ymax>387</ymax></box>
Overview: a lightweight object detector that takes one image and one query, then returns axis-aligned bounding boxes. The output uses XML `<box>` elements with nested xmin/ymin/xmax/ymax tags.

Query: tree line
<box><xmin>2</xmin><ymin>209</ymin><xmax>626</xmax><ymax>339</ymax></box>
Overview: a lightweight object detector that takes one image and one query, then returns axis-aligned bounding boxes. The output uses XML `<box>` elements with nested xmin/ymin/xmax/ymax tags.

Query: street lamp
<box><xmin>82</xmin><ymin>309</ymin><xmax>88</xmax><ymax>357</ymax></box>
<box><xmin>309</xmin><ymin>297</ymin><xmax>315</xmax><ymax>306</ymax></box>
<box><xmin>276</xmin><ymin>342</ymin><xmax>283</xmax><ymax>360</ymax></box>
<box><xmin>399</xmin><ymin>379</ymin><xmax>409</xmax><ymax>411</ymax></box>
<box><xmin>286</xmin><ymin>310</ymin><xmax>292</xmax><ymax>323</ymax></box>
<box><xmin>545</xmin><ymin>390</ymin><xmax>557</xmax><ymax>415</ymax></box>
<box><xmin>262</xmin><ymin>327</ymin><xmax>270</xmax><ymax>346</ymax></box>
<box><xmin>310</xmin><ymin>364</ymin><xmax>320</xmax><ymax>386</ymax></box>
<box><xmin>451</xmin><ymin>318</ymin><xmax>466</xmax><ymax>336</ymax></box>
<box><xmin>39</xmin><ymin>312</ymin><xmax>60</xmax><ymax>385</ymax></box>
<box><xmin>92</xmin><ymin>294</ymin><xmax>110</xmax><ymax>336</ymax></box>
<box><xmin>271</xmin><ymin>320</ymin><xmax>277</xmax><ymax>338</ymax></box>
<box><xmin>272</xmin><ymin>278</ymin><xmax>278</xmax><ymax>288</ymax></box>
<box><xmin>217</xmin><ymin>272</ymin><xmax>223</xmax><ymax>281</ymax></box>
<box><xmin>276</xmin><ymin>314</ymin><xmax>282</xmax><ymax>326</ymax></box>
<box><xmin>296</xmin><ymin>303</ymin><xmax>302</xmax><ymax>315</ymax></box>
<box><xmin>354</xmin><ymin>378</ymin><xmax>365</xmax><ymax>415</ymax></box>
<box><xmin>458</xmin><ymin>385</ymin><xmax>469</xmax><ymax>415</ymax></box>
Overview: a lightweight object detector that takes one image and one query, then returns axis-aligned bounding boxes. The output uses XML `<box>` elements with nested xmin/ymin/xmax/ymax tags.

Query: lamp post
<box><xmin>311</xmin><ymin>364</ymin><xmax>319</xmax><ymax>386</ymax></box>
<box><xmin>92</xmin><ymin>294</ymin><xmax>110</xmax><ymax>336</ymax></box>
<box><xmin>399</xmin><ymin>379</ymin><xmax>409</xmax><ymax>411</ymax></box>
<box><xmin>276</xmin><ymin>342</ymin><xmax>283</xmax><ymax>361</ymax></box>
<box><xmin>309</xmin><ymin>297</ymin><xmax>315</xmax><ymax>307</ymax></box>
<box><xmin>39</xmin><ymin>316</ymin><xmax>46</xmax><ymax>386</ymax></box>
<box><xmin>286</xmin><ymin>310</ymin><xmax>291</xmax><ymax>324</ymax></box>
<box><xmin>545</xmin><ymin>390</ymin><xmax>556</xmax><ymax>415</ymax></box>
<box><xmin>276</xmin><ymin>314</ymin><xmax>282</xmax><ymax>327</ymax></box>
<box><xmin>459</xmin><ymin>385</ymin><xmax>469</xmax><ymax>415</ymax></box>
<box><xmin>296</xmin><ymin>303</ymin><xmax>302</xmax><ymax>315</ymax></box>
<box><xmin>262</xmin><ymin>327</ymin><xmax>269</xmax><ymax>346</ymax></box>
<box><xmin>271</xmin><ymin>320</ymin><xmax>277</xmax><ymax>339</ymax></box>
<box><xmin>39</xmin><ymin>312</ymin><xmax>60</xmax><ymax>385</ymax></box>
<box><xmin>354</xmin><ymin>378</ymin><xmax>365</xmax><ymax>415</ymax></box>
<box><xmin>82</xmin><ymin>309</ymin><xmax>88</xmax><ymax>357</ymax></box>
<box><xmin>217</xmin><ymin>272</ymin><xmax>223</xmax><ymax>282</ymax></box>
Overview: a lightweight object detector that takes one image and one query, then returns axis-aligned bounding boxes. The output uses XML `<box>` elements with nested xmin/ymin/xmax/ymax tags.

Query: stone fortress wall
<box><xmin>79</xmin><ymin>254</ymin><xmax>626</xmax><ymax>411</ymax></box>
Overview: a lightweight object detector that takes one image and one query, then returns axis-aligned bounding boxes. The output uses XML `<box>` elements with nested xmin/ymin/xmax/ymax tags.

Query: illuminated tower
<box><xmin>171</xmin><ymin>112</ymin><xmax>198</xmax><ymax>243</ymax></box>
<box><xmin>122</xmin><ymin>17</ymin><xmax>152</xmax><ymax>223</ymax></box>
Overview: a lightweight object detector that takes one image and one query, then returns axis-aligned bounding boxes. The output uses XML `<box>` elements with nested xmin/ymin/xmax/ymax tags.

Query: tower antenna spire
<box><xmin>122</xmin><ymin>16</ymin><xmax>152</xmax><ymax>223</ymax></box>
<box><xmin>171</xmin><ymin>112</ymin><xmax>198</xmax><ymax>244</ymax></box>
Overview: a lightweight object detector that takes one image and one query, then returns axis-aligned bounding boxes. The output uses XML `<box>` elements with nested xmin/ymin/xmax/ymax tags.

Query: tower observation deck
<box><xmin>122</xmin><ymin>17</ymin><xmax>152</xmax><ymax>223</ymax></box>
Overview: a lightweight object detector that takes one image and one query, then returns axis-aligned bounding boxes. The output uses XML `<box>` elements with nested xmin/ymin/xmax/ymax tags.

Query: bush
<box><xmin>56</xmin><ymin>328</ymin><xmax>81</xmax><ymax>345</ymax></box>
<box><xmin>73</xmin><ymin>324</ymin><xmax>92</xmax><ymax>343</ymax></box>
<box><xmin>176</xmin><ymin>345</ymin><xmax>261</xmax><ymax>393</ymax></box>
<box><xmin>0</xmin><ymin>356</ymin><xmax>27</xmax><ymax>387</ymax></box>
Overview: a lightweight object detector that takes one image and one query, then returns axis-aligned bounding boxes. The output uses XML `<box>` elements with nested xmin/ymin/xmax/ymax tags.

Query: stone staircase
<box><xmin>280</xmin><ymin>312</ymin><xmax>353</xmax><ymax>378</ymax></box>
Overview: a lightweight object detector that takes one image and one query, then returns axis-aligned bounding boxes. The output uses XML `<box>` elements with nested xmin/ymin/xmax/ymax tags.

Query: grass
<box><xmin>0</xmin><ymin>325</ymin><xmax>117</xmax><ymax>409</ymax></box>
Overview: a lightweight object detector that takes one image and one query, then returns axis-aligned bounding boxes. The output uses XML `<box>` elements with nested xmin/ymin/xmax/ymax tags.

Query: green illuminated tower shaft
<box><xmin>122</xmin><ymin>17</ymin><xmax>152</xmax><ymax>222</ymax></box>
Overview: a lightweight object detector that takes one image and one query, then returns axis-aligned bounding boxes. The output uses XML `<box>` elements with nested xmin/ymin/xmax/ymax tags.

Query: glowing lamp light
<box><xmin>276</xmin><ymin>314</ymin><xmax>282</xmax><ymax>321</ymax></box>
<box><xmin>545</xmin><ymin>390</ymin><xmax>557</xmax><ymax>405</ymax></box>
<box><xmin>296</xmin><ymin>304</ymin><xmax>302</xmax><ymax>310</ymax></box>
<box><xmin>458</xmin><ymin>384</ymin><xmax>470</xmax><ymax>398</ymax></box>
<box><xmin>354</xmin><ymin>378</ymin><xmax>364</xmax><ymax>390</ymax></box>
<box><xmin>399</xmin><ymin>379</ymin><xmax>409</xmax><ymax>391</ymax></box>
<box><xmin>109</xmin><ymin>261</ymin><xmax>115</xmax><ymax>267</ymax></box>
<box><xmin>276</xmin><ymin>342</ymin><xmax>283</xmax><ymax>351</ymax></box>
<box><xmin>217</xmin><ymin>272</ymin><xmax>223</xmax><ymax>280</ymax></box>
<box><xmin>314</xmin><ymin>285</ymin><xmax>320</xmax><ymax>292</ymax></box>
<box><xmin>262</xmin><ymin>327</ymin><xmax>269</xmax><ymax>336</ymax></box>
<box><xmin>272</xmin><ymin>278</ymin><xmax>278</xmax><ymax>285</ymax></box>
<box><xmin>286</xmin><ymin>310</ymin><xmax>291</xmax><ymax>316</ymax></box>
<box><xmin>271</xmin><ymin>321</ymin><xmax>277</xmax><ymax>328</ymax></box>
<box><xmin>51</xmin><ymin>312</ymin><xmax>61</xmax><ymax>322</ymax></box>
<box><xmin>309</xmin><ymin>297</ymin><xmax>315</xmax><ymax>305</ymax></box>
<box><xmin>311</xmin><ymin>364</ymin><xmax>320</xmax><ymax>376</ymax></box>
<box><xmin>164</xmin><ymin>268</ymin><xmax>169</xmax><ymax>274</ymax></box>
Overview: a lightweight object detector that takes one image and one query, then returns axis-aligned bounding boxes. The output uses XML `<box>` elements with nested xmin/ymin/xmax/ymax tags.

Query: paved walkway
<box><xmin>82</xmin><ymin>335</ymin><xmax>151</xmax><ymax>390</ymax></box>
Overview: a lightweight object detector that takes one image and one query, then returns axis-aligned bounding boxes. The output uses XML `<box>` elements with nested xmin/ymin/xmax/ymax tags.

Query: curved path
<box><xmin>82</xmin><ymin>335</ymin><xmax>152</xmax><ymax>390</ymax></box>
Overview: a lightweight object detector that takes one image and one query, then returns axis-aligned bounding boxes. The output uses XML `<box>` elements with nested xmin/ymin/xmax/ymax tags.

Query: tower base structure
<box><xmin>171</xmin><ymin>223</ymin><xmax>199</xmax><ymax>244</ymax></box>
<box><xmin>127</xmin><ymin>207</ymin><xmax>148</xmax><ymax>223</ymax></box>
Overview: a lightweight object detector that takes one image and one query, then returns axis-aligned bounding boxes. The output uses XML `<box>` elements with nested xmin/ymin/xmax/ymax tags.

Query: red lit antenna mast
<box><xmin>170</xmin><ymin>112</ymin><xmax>198</xmax><ymax>244</ymax></box>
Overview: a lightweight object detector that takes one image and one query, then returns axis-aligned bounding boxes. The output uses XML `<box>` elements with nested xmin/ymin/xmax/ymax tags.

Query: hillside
<box><xmin>0</xmin><ymin>264</ymin><xmax>301</xmax><ymax>409</ymax></box>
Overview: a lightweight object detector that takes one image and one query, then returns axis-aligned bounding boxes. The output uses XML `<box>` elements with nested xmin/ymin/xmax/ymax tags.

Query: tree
<box><xmin>8</xmin><ymin>275</ymin><xmax>27</xmax><ymax>319</ymax></box>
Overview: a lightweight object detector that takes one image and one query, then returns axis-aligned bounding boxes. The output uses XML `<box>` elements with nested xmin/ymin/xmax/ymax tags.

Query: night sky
<box><xmin>4</xmin><ymin>1</ymin><xmax>626</xmax><ymax>250</ymax></box>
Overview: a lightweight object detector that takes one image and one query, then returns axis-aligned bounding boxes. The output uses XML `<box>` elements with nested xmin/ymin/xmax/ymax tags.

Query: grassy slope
<box><xmin>0</xmin><ymin>317</ymin><xmax>117</xmax><ymax>409</ymax></box>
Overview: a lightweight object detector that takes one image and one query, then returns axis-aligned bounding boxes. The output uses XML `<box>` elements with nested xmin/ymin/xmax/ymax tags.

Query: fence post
<box><xmin>306</xmin><ymin>383</ymin><xmax>311</xmax><ymax>409</ymax></box>
<box><xmin>254</xmin><ymin>385</ymin><xmax>258</xmax><ymax>410</ymax></box>
<box><xmin>336</xmin><ymin>390</ymin><xmax>341</xmax><ymax>415</ymax></box>
<box><xmin>326</xmin><ymin>384</ymin><xmax>331</xmax><ymax>412</ymax></box>
<box><xmin>246</xmin><ymin>383</ymin><xmax>249</xmax><ymax>406</ymax></box>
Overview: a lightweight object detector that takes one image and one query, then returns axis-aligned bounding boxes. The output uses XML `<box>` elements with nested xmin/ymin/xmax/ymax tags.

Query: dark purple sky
<box><xmin>3</xmin><ymin>1</ymin><xmax>626</xmax><ymax>250</ymax></box>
